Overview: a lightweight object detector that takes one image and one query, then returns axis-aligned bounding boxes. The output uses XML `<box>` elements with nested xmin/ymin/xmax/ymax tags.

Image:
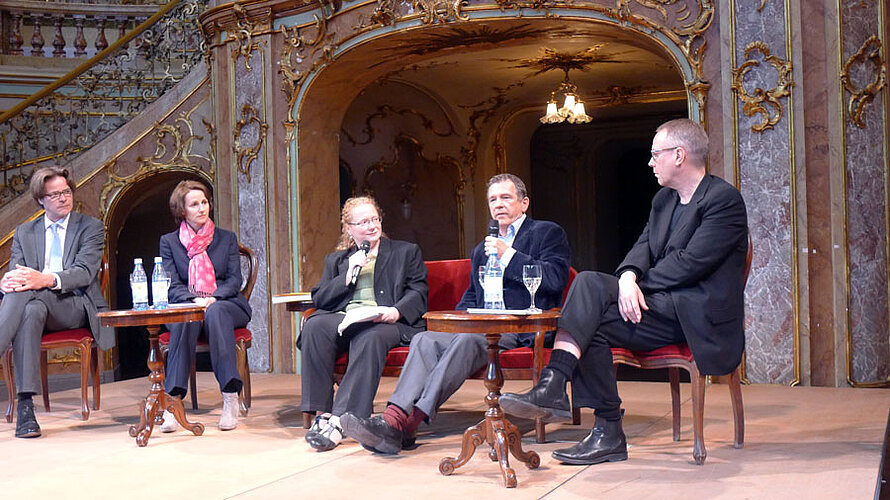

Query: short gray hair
<box><xmin>487</xmin><ymin>173</ymin><xmax>528</xmax><ymax>200</ymax></box>
<box><xmin>656</xmin><ymin>118</ymin><xmax>709</xmax><ymax>166</ymax></box>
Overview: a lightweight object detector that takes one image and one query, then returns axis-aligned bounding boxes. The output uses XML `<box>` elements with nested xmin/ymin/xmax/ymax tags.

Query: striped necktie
<box><xmin>49</xmin><ymin>223</ymin><xmax>63</xmax><ymax>273</ymax></box>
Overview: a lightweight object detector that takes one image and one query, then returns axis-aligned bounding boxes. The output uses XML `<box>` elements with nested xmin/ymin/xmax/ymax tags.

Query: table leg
<box><xmin>438</xmin><ymin>333</ymin><xmax>539</xmax><ymax>488</ymax></box>
<box><xmin>129</xmin><ymin>326</ymin><xmax>204</xmax><ymax>447</ymax></box>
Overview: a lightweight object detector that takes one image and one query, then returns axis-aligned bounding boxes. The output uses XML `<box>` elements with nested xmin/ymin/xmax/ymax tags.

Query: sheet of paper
<box><xmin>338</xmin><ymin>306</ymin><xmax>388</xmax><ymax>334</ymax></box>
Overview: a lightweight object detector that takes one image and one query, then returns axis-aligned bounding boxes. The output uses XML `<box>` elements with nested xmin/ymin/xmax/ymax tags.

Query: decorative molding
<box><xmin>459</xmin><ymin>81</ymin><xmax>524</xmax><ymax>180</ymax></box>
<box><xmin>342</xmin><ymin>104</ymin><xmax>456</xmax><ymax>146</ymax></box>
<box><xmin>233</xmin><ymin>104</ymin><xmax>268</xmax><ymax>181</ymax></box>
<box><xmin>841</xmin><ymin>34</ymin><xmax>886</xmax><ymax>129</ymax></box>
<box><xmin>730</xmin><ymin>41</ymin><xmax>793</xmax><ymax>133</ymax></box>
<box><xmin>411</xmin><ymin>0</ymin><xmax>469</xmax><ymax>25</ymax></box>
<box><xmin>229</xmin><ymin>3</ymin><xmax>266</xmax><ymax>71</ymax></box>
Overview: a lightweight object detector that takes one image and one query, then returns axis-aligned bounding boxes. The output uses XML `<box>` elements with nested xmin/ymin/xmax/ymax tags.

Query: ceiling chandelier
<box><xmin>540</xmin><ymin>70</ymin><xmax>592</xmax><ymax>125</ymax></box>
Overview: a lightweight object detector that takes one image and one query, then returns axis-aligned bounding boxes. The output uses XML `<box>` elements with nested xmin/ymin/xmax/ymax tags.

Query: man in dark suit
<box><xmin>0</xmin><ymin>166</ymin><xmax>111</xmax><ymax>438</ymax></box>
<box><xmin>341</xmin><ymin>173</ymin><xmax>571</xmax><ymax>454</ymax></box>
<box><xmin>499</xmin><ymin>118</ymin><xmax>748</xmax><ymax>465</ymax></box>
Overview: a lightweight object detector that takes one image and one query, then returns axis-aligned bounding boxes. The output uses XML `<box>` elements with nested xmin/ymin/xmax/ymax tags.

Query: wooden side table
<box><xmin>423</xmin><ymin>310</ymin><xmax>560</xmax><ymax>488</ymax></box>
<box><xmin>98</xmin><ymin>306</ymin><xmax>206</xmax><ymax>447</ymax></box>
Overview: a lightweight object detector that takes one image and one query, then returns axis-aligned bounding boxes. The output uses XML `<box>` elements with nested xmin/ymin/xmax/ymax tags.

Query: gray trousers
<box><xmin>164</xmin><ymin>299</ymin><xmax>249</xmax><ymax>394</ymax></box>
<box><xmin>299</xmin><ymin>311</ymin><xmax>401</xmax><ymax>418</ymax></box>
<box><xmin>0</xmin><ymin>289</ymin><xmax>87</xmax><ymax>395</ymax></box>
<box><xmin>388</xmin><ymin>331</ymin><xmax>521</xmax><ymax>422</ymax></box>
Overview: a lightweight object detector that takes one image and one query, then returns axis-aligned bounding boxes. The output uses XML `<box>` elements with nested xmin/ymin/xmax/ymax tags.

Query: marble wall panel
<box><xmin>733</xmin><ymin>0</ymin><xmax>797</xmax><ymax>384</ymax></box>
<box><xmin>841</xmin><ymin>0</ymin><xmax>889</xmax><ymax>384</ymax></box>
<box><xmin>234</xmin><ymin>50</ymin><xmax>271</xmax><ymax>372</ymax></box>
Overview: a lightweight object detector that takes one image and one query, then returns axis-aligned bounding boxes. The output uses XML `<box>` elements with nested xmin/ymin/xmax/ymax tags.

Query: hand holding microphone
<box><xmin>483</xmin><ymin>219</ymin><xmax>505</xmax><ymax>258</ymax></box>
<box><xmin>348</xmin><ymin>241</ymin><xmax>371</xmax><ymax>286</ymax></box>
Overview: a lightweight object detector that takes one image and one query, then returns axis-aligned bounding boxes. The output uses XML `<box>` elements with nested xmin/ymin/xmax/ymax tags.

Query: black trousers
<box><xmin>558</xmin><ymin>271</ymin><xmax>686</xmax><ymax>418</ymax></box>
<box><xmin>299</xmin><ymin>311</ymin><xmax>401</xmax><ymax>417</ymax></box>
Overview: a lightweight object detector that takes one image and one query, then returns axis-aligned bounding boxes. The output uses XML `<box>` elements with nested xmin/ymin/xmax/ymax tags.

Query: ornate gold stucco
<box><xmin>233</xmin><ymin>104</ymin><xmax>268</xmax><ymax>181</ymax></box>
<box><xmin>730</xmin><ymin>41</ymin><xmax>793</xmax><ymax>133</ymax></box>
<box><xmin>841</xmin><ymin>34</ymin><xmax>887</xmax><ymax>129</ymax></box>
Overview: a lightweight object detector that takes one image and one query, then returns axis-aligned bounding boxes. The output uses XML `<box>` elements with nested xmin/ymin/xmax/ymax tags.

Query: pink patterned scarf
<box><xmin>179</xmin><ymin>219</ymin><xmax>217</xmax><ymax>297</ymax></box>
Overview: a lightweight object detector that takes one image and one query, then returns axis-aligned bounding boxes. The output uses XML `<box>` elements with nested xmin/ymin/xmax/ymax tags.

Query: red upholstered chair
<box><xmin>608</xmin><ymin>234</ymin><xmax>753</xmax><ymax>465</ymax></box>
<box><xmin>300</xmin><ymin>258</ymin><xmax>578</xmax><ymax>444</ymax></box>
<box><xmin>159</xmin><ymin>243</ymin><xmax>258</xmax><ymax>415</ymax></box>
<box><xmin>2</xmin><ymin>256</ymin><xmax>107</xmax><ymax>421</ymax></box>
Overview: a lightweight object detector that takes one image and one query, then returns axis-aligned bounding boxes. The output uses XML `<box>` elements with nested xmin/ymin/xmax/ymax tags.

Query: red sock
<box><xmin>383</xmin><ymin>404</ymin><xmax>408</xmax><ymax>432</ymax></box>
<box><xmin>404</xmin><ymin>407</ymin><xmax>427</xmax><ymax>435</ymax></box>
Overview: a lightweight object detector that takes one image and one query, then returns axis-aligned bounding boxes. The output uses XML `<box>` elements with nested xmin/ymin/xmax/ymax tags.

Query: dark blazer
<box><xmin>9</xmin><ymin>212</ymin><xmax>112</xmax><ymax>349</ymax></box>
<box><xmin>308</xmin><ymin>237</ymin><xmax>428</xmax><ymax>343</ymax></box>
<box><xmin>159</xmin><ymin>227</ymin><xmax>251</xmax><ymax>318</ymax></box>
<box><xmin>618</xmin><ymin>174</ymin><xmax>748</xmax><ymax>375</ymax></box>
<box><xmin>457</xmin><ymin>217</ymin><xmax>571</xmax><ymax>311</ymax></box>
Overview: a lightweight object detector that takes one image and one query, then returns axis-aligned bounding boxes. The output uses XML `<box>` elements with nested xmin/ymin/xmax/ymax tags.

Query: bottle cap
<box><xmin>154</xmin><ymin>257</ymin><xmax>163</xmax><ymax>263</ymax></box>
<box><xmin>134</xmin><ymin>258</ymin><xmax>143</xmax><ymax>264</ymax></box>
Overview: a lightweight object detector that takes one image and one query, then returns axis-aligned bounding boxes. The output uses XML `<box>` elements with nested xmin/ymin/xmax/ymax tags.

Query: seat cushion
<box><xmin>334</xmin><ymin>346</ymin><xmax>410</xmax><ymax>371</ymax></box>
<box><xmin>42</xmin><ymin>328</ymin><xmax>93</xmax><ymax>346</ymax></box>
<box><xmin>499</xmin><ymin>347</ymin><xmax>554</xmax><ymax>368</ymax></box>
<box><xmin>611</xmin><ymin>343</ymin><xmax>693</xmax><ymax>363</ymax></box>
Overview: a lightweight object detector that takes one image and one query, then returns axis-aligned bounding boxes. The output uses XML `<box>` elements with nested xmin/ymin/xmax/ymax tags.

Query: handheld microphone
<box><xmin>349</xmin><ymin>241</ymin><xmax>371</xmax><ymax>286</ymax></box>
<box><xmin>488</xmin><ymin>219</ymin><xmax>499</xmax><ymax>238</ymax></box>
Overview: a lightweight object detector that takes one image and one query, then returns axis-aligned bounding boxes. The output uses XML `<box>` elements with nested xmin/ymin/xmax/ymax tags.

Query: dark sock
<box><xmin>17</xmin><ymin>392</ymin><xmax>34</xmax><ymax>403</ymax></box>
<box><xmin>383</xmin><ymin>403</ymin><xmax>408</xmax><ymax>432</ymax></box>
<box><xmin>548</xmin><ymin>349</ymin><xmax>578</xmax><ymax>380</ymax></box>
<box><xmin>222</xmin><ymin>379</ymin><xmax>242</xmax><ymax>394</ymax></box>
<box><xmin>404</xmin><ymin>407</ymin><xmax>427</xmax><ymax>435</ymax></box>
<box><xmin>594</xmin><ymin>408</ymin><xmax>622</xmax><ymax>421</ymax></box>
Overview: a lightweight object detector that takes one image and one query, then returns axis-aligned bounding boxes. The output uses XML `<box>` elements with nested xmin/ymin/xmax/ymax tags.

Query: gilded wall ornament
<box><xmin>100</xmin><ymin>109</ymin><xmax>212</xmax><ymax>216</ymax></box>
<box><xmin>342</xmin><ymin>104</ymin><xmax>456</xmax><ymax>146</ymax></box>
<box><xmin>229</xmin><ymin>3</ymin><xmax>266</xmax><ymax>71</ymax></box>
<box><xmin>412</xmin><ymin>0</ymin><xmax>469</xmax><ymax>24</ymax></box>
<box><xmin>730</xmin><ymin>41</ymin><xmax>793</xmax><ymax>133</ymax></box>
<box><xmin>841</xmin><ymin>35</ymin><xmax>886</xmax><ymax>129</ymax></box>
<box><xmin>233</xmin><ymin>104</ymin><xmax>268</xmax><ymax>181</ymax></box>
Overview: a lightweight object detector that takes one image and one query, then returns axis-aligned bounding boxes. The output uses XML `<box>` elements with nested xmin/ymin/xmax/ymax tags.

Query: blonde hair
<box><xmin>335</xmin><ymin>196</ymin><xmax>386</xmax><ymax>251</ymax></box>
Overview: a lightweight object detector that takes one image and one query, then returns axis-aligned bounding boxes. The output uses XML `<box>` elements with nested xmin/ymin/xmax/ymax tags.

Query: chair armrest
<box><xmin>299</xmin><ymin>308</ymin><xmax>317</xmax><ymax>330</ymax></box>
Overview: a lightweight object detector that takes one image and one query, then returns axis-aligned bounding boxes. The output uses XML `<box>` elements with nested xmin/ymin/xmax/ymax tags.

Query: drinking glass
<box><xmin>522</xmin><ymin>264</ymin><xmax>542</xmax><ymax>312</ymax></box>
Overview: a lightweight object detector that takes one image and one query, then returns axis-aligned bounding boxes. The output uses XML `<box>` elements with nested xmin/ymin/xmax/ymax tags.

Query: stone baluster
<box><xmin>31</xmin><ymin>14</ymin><xmax>46</xmax><ymax>57</ymax></box>
<box><xmin>9</xmin><ymin>13</ymin><xmax>24</xmax><ymax>55</ymax></box>
<box><xmin>73</xmin><ymin>16</ymin><xmax>87</xmax><ymax>57</ymax></box>
<box><xmin>95</xmin><ymin>17</ymin><xmax>108</xmax><ymax>52</ymax></box>
<box><xmin>118</xmin><ymin>17</ymin><xmax>129</xmax><ymax>48</ymax></box>
<box><xmin>52</xmin><ymin>15</ymin><xmax>66</xmax><ymax>57</ymax></box>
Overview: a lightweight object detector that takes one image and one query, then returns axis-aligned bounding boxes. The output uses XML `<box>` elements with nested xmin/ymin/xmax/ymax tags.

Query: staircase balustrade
<box><xmin>0</xmin><ymin>0</ymin><xmax>206</xmax><ymax>208</ymax></box>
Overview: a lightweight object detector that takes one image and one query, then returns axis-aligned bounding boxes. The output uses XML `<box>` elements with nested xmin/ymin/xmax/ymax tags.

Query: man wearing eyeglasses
<box><xmin>0</xmin><ymin>166</ymin><xmax>111</xmax><ymax>438</ymax></box>
<box><xmin>499</xmin><ymin>118</ymin><xmax>748</xmax><ymax>465</ymax></box>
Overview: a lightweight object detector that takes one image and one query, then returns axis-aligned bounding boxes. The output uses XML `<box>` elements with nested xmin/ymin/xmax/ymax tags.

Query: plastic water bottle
<box><xmin>130</xmin><ymin>258</ymin><xmax>149</xmax><ymax>310</ymax></box>
<box><xmin>483</xmin><ymin>251</ymin><xmax>505</xmax><ymax>310</ymax></box>
<box><xmin>151</xmin><ymin>257</ymin><xmax>169</xmax><ymax>310</ymax></box>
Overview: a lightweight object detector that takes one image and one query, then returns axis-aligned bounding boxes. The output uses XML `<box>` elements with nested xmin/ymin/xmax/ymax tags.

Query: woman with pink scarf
<box><xmin>157</xmin><ymin>180</ymin><xmax>252</xmax><ymax>431</ymax></box>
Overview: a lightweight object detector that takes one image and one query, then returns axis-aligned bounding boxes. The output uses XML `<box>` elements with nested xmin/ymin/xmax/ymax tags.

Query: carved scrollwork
<box><xmin>412</xmin><ymin>0</ymin><xmax>469</xmax><ymax>24</ymax></box>
<box><xmin>730</xmin><ymin>41</ymin><xmax>793</xmax><ymax>133</ymax></box>
<box><xmin>229</xmin><ymin>3</ymin><xmax>266</xmax><ymax>71</ymax></box>
<box><xmin>343</xmin><ymin>105</ymin><xmax>456</xmax><ymax>146</ymax></box>
<box><xmin>233</xmin><ymin>104</ymin><xmax>268</xmax><ymax>181</ymax></box>
<box><xmin>841</xmin><ymin>35</ymin><xmax>886</xmax><ymax>129</ymax></box>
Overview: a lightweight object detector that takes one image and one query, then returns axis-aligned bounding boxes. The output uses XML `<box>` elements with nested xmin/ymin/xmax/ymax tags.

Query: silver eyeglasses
<box><xmin>44</xmin><ymin>189</ymin><xmax>73</xmax><ymax>201</ymax></box>
<box><xmin>650</xmin><ymin>146</ymin><xmax>680</xmax><ymax>160</ymax></box>
<box><xmin>348</xmin><ymin>216</ymin><xmax>382</xmax><ymax>228</ymax></box>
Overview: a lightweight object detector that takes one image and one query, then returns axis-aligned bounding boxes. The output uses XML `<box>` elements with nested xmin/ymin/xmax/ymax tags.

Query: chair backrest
<box><xmin>238</xmin><ymin>244</ymin><xmax>259</xmax><ymax>300</ymax></box>
<box><xmin>562</xmin><ymin>267</ymin><xmax>578</xmax><ymax>305</ymax></box>
<box><xmin>743</xmin><ymin>233</ymin><xmax>753</xmax><ymax>286</ymax></box>
<box><xmin>425</xmin><ymin>259</ymin><xmax>471</xmax><ymax>311</ymax></box>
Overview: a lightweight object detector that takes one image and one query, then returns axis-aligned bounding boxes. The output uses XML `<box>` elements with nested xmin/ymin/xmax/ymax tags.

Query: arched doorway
<box><xmin>294</xmin><ymin>14</ymin><xmax>695</xmax><ymax>282</ymax></box>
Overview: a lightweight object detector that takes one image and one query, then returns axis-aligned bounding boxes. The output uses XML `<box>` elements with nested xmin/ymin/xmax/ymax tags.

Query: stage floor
<box><xmin>0</xmin><ymin>374</ymin><xmax>885</xmax><ymax>499</ymax></box>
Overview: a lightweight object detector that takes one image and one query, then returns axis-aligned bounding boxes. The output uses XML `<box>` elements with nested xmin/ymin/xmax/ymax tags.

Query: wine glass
<box><xmin>522</xmin><ymin>264</ymin><xmax>542</xmax><ymax>312</ymax></box>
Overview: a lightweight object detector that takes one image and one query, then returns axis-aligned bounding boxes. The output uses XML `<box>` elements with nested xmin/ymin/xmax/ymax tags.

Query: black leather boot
<box><xmin>15</xmin><ymin>398</ymin><xmax>41</xmax><ymax>438</ymax></box>
<box><xmin>499</xmin><ymin>367</ymin><xmax>571</xmax><ymax>422</ymax></box>
<box><xmin>552</xmin><ymin>415</ymin><xmax>627</xmax><ymax>465</ymax></box>
<box><xmin>340</xmin><ymin>412</ymin><xmax>403</xmax><ymax>455</ymax></box>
